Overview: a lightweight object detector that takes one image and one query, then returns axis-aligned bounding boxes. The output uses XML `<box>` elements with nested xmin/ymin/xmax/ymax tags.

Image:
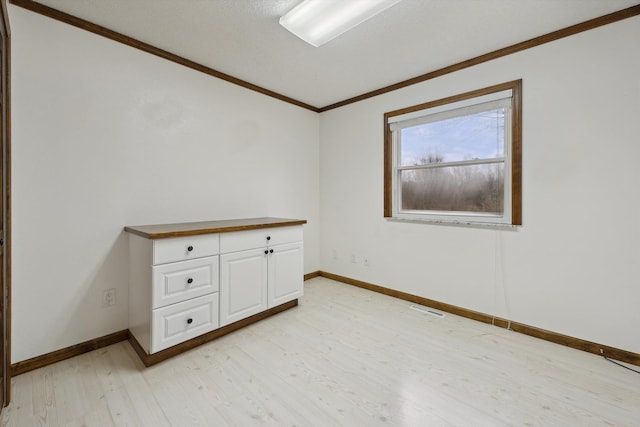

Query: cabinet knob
<box><xmin>187</xmin><ymin>318</ymin><xmax>193</xmax><ymax>324</ymax></box>
<box><xmin>187</xmin><ymin>278</ymin><xmax>193</xmax><ymax>284</ymax></box>
<box><xmin>269</xmin><ymin>249</ymin><xmax>274</xmax><ymax>254</ymax></box>
<box><xmin>264</xmin><ymin>250</ymin><xmax>269</xmax><ymax>255</ymax></box>
<box><xmin>266</xmin><ymin>236</ymin><xmax>271</xmax><ymax>241</ymax></box>
<box><xmin>187</xmin><ymin>245</ymin><xmax>194</xmax><ymax>252</ymax></box>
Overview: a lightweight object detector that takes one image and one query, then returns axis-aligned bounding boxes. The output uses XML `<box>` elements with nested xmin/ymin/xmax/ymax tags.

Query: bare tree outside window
<box><xmin>400</xmin><ymin>108</ymin><xmax>505</xmax><ymax>214</ymax></box>
<box><xmin>401</xmin><ymin>164</ymin><xmax>504</xmax><ymax>213</ymax></box>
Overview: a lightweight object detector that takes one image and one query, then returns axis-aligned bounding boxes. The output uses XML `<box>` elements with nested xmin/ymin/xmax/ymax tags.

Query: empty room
<box><xmin>1</xmin><ymin>0</ymin><xmax>639</xmax><ymax>425</ymax></box>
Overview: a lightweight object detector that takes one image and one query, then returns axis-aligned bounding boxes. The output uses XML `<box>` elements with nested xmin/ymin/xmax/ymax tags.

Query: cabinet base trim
<box><xmin>11</xmin><ymin>300</ymin><xmax>300</xmax><ymax>375</ymax></box>
<box><xmin>318</xmin><ymin>271</ymin><xmax>640</xmax><ymax>367</ymax></box>
<box><xmin>129</xmin><ymin>299</ymin><xmax>299</xmax><ymax>367</ymax></box>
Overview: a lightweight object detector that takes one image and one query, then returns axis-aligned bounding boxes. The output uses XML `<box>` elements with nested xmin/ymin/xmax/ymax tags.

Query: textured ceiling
<box><xmin>29</xmin><ymin>0</ymin><xmax>640</xmax><ymax>108</ymax></box>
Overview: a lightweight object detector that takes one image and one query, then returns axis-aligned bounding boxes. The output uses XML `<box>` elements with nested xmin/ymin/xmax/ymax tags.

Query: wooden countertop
<box><xmin>124</xmin><ymin>217</ymin><xmax>307</xmax><ymax>239</ymax></box>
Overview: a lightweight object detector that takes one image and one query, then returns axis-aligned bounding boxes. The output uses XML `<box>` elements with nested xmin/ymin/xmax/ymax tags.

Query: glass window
<box><xmin>384</xmin><ymin>80</ymin><xmax>522</xmax><ymax>225</ymax></box>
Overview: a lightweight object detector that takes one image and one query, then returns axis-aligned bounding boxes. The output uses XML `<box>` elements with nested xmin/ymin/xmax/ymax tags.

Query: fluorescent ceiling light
<box><xmin>279</xmin><ymin>0</ymin><xmax>402</xmax><ymax>47</ymax></box>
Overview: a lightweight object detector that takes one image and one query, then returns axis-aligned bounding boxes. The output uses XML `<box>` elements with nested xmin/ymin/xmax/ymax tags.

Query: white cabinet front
<box><xmin>219</xmin><ymin>228</ymin><xmax>303</xmax><ymax>327</ymax></box>
<box><xmin>219</xmin><ymin>248</ymin><xmax>268</xmax><ymax>326</ymax></box>
<box><xmin>268</xmin><ymin>241</ymin><xmax>304</xmax><ymax>308</ymax></box>
<box><xmin>128</xmin><ymin>220</ymin><xmax>304</xmax><ymax>358</ymax></box>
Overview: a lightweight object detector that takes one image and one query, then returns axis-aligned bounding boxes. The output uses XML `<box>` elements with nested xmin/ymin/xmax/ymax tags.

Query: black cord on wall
<box><xmin>602</xmin><ymin>354</ymin><xmax>640</xmax><ymax>374</ymax></box>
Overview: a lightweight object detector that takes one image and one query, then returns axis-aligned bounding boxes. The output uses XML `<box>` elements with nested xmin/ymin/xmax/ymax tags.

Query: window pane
<box><xmin>401</xmin><ymin>163</ymin><xmax>504</xmax><ymax>214</ymax></box>
<box><xmin>400</xmin><ymin>108</ymin><xmax>504</xmax><ymax>166</ymax></box>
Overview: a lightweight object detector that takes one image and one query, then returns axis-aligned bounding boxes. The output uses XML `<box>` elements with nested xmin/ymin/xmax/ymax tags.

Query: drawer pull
<box><xmin>264</xmin><ymin>250</ymin><xmax>268</xmax><ymax>255</ymax></box>
<box><xmin>187</xmin><ymin>278</ymin><xmax>193</xmax><ymax>284</ymax></box>
<box><xmin>269</xmin><ymin>249</ymin><xmax>274</xmax><ymax>254</ymax></box>
<box><xmin>187</xmin><ymin>245</ymin><xmax>194</xmax><ymax>252</ymax></box>
<box><xmin>186</xmin><ymin>318</ymin><xmax>193</xmax><ymax>325</ymax></box>
<box><xmin>266</xmin><ymin>236</ymin><xmax>271</xmax><ymax>241</ymax></box>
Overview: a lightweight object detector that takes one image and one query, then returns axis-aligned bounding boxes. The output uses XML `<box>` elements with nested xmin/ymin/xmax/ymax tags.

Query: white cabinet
<box><xmin>126</xmin><ymin>217</ymin><xmax>305</xmax><ymax>361</ymax></box>
<box><xmin>128</xmin><ymin>233</ymin><xmax>220</xmax><ymax>354</ymax></box>
<box><xmin>219</xmin><ymin>226</ymin><xmax>303</xmax><ymax>326</ymax></box>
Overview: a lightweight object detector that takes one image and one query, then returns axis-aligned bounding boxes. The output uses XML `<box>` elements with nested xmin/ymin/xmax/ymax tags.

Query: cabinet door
<box><xmin>268</xmin><ymin>241</ymin><xmax>304</xmax><ymax>308</ymax></box>
<box><xmin>220</xmin><ymin>247</ymin><xmax>268</xmax><ymax>326</ymax></box>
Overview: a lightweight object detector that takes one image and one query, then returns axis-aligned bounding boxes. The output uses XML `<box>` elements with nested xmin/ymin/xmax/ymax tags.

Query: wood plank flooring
<box><xmin>2</xmin><ymin>277</ymin><xmax>639</xmax><ymax>426</ymax></box>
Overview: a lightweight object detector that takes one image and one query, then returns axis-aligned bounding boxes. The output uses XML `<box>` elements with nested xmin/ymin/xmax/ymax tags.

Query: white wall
<box><xmin>10</xmin><ymin>6</ymin><xmax>320</xmax><ymax>362</ymax></box>
<box><xmin>10</xmin><ymin>4</ymin><xmax>640</xmax><ymax>364</ymax></box>
<box><xmin>320</xmin><ymin>16</ymin><xmax>640</xmax><ymax>354</ymax></box>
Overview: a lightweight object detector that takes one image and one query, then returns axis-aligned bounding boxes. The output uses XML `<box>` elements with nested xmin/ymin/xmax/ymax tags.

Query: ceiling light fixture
<box><xmin>279</xmin><ymin>0</ymin><xmax>402</xmax><ymax>47</ymax></box>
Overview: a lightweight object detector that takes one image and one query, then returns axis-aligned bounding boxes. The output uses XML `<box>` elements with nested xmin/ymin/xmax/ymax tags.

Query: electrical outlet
<box><xmin>351</xmin><ymin>254</ymin><xmax>357</xmax><ymax>264</ymax></box>
<box><xmin>332</xmin><ymin>249</ymin><xmax>337</xmax><ymax>259</ymax></box>
<box><xmin>102</xmin><ymin>288</ymin><xmax>116</xmax><ymax>307</ymax></box>
<box><xmin>363</xmin><ymin>257</ymin><xmax>370</xmax><ymax>267</ymax></box>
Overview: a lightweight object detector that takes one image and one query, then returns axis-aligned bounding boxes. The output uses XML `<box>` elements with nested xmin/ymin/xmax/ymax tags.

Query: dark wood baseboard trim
<box><xmin>10</xmin><ymin>329</ymin><xmax>129</xmax><ymax>376</ymax></box>
<box><xmin>10</xmin><ymin>300</ymin><xmax>300</xmax><ymax>375</ymax></box>
<box><xmin>9</xmin><ymin>287</ymin><xmax>308</xmax><ymax>375</ymax></box>
<box><xmin>304</xmin><ymin>271</ymin><xmax>321</xmax><ymax>281</ymax></box>
<box><xmin>13</xmin><ymin>270</ymin><xmax>637</xmax><ymax>375</ymax></box>
<box><xmin>129</xmin><ymin>299</ymin><xmax>299</xmax><ymax>367</ymax></box>
<box><xmin>319</xmin><ymin>271</ymin><xmax>499</xmax><ymax>324</ymax></box>
<box><xmin>319</xmin><ymin>272</ymin><xmax>640</xmax><ymax>366</ymax></box>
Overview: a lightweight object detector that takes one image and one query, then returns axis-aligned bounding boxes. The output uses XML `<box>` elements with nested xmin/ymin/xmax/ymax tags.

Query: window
<box><xmin>384</xmin><ymin>80</ymin><xmax>522</xmax><ymax>226</ymax></box>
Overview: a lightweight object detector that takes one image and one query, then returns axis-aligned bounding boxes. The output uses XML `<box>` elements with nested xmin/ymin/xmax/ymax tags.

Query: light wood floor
<box><xmin>2</xmin><ymin>277</ymin><xmax>639</xmax><ymax>426</ymax></box>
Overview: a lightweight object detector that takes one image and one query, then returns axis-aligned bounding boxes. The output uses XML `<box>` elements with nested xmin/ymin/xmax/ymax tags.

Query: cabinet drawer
<box><xmin>153</xmin><ymin>234</ymin><xmax>219</xmax><ymax>265</ymax></box>
<box><xmin>151</xmin><ymin>293</ymin><xmax>219</xmax><ymax>353</ymax></box>
<box><xmin>220</xmin><ymin>226</ymin><xmax>302</xmax><ymax>253</ymax></box>
<box><xmin>152</xmin><ymin>256</ymin><xmax>219</xmax><ymax>309</ymax></box>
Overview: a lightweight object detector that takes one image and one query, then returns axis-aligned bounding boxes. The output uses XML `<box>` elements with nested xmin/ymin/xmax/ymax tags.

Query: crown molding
<box><xmin>8</xmin><ymin>2</ymin><xmax>640</xmax><ymax>112</ymax></box>
<box><xmin>318</xmin><ymin>4</ymin><xmax>640</xmax><ymax>111</ymax></box>
<box><xmin>9</xmin><ymin>0</ymin><xmax>321</xmax><ymax>112</ymax></box>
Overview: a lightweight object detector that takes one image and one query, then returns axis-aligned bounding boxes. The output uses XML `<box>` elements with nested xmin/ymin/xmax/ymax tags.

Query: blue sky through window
<box><xmin>400</xmin><ymin>108</ymin><xmax>505</xmax><ymax>166</ymax></box>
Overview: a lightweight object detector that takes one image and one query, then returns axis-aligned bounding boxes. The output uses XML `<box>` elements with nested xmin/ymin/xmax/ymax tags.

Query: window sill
<box><xmin>386</xmin><ymin>217</ymin><xmax>520</xmax><ymax>230</ymax></box>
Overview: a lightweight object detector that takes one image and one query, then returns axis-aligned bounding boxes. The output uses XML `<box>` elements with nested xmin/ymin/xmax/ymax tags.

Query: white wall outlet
<box><xmin>363</xmin><ymin>257</ymin><xmax>370</xmax><ymax>267</ymax></box>
<box><xmin>102</xmin><ymin>288</ymin><xmax>116</xmax><ymax>307</ymax></box>
<box><xmin>351</xmin><ymin>254</ymin><xmax>357</xmax><ymax>263</ymax></box>
<box><xmin>332</xmin><ymin>249</ymin><xmax>337</xmax><ymax>259</ymax></box>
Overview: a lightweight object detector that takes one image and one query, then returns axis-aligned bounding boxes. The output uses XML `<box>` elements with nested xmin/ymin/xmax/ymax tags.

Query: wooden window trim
<box><xmin>384</xmin><ymin>79</ymin><xmax>522</xmax><ymax>225</ymax></box>
<box><xmin>0</xmin><ymin>0</ymin><xmax>10</xmax><ymax>407</ymax></box>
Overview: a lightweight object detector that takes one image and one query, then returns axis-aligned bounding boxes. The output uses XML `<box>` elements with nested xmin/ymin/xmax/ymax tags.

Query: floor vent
<box><xmin>410</xmin><ymin>304</ymin><xmax>445</xmax><ymax>318</ymax></box>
